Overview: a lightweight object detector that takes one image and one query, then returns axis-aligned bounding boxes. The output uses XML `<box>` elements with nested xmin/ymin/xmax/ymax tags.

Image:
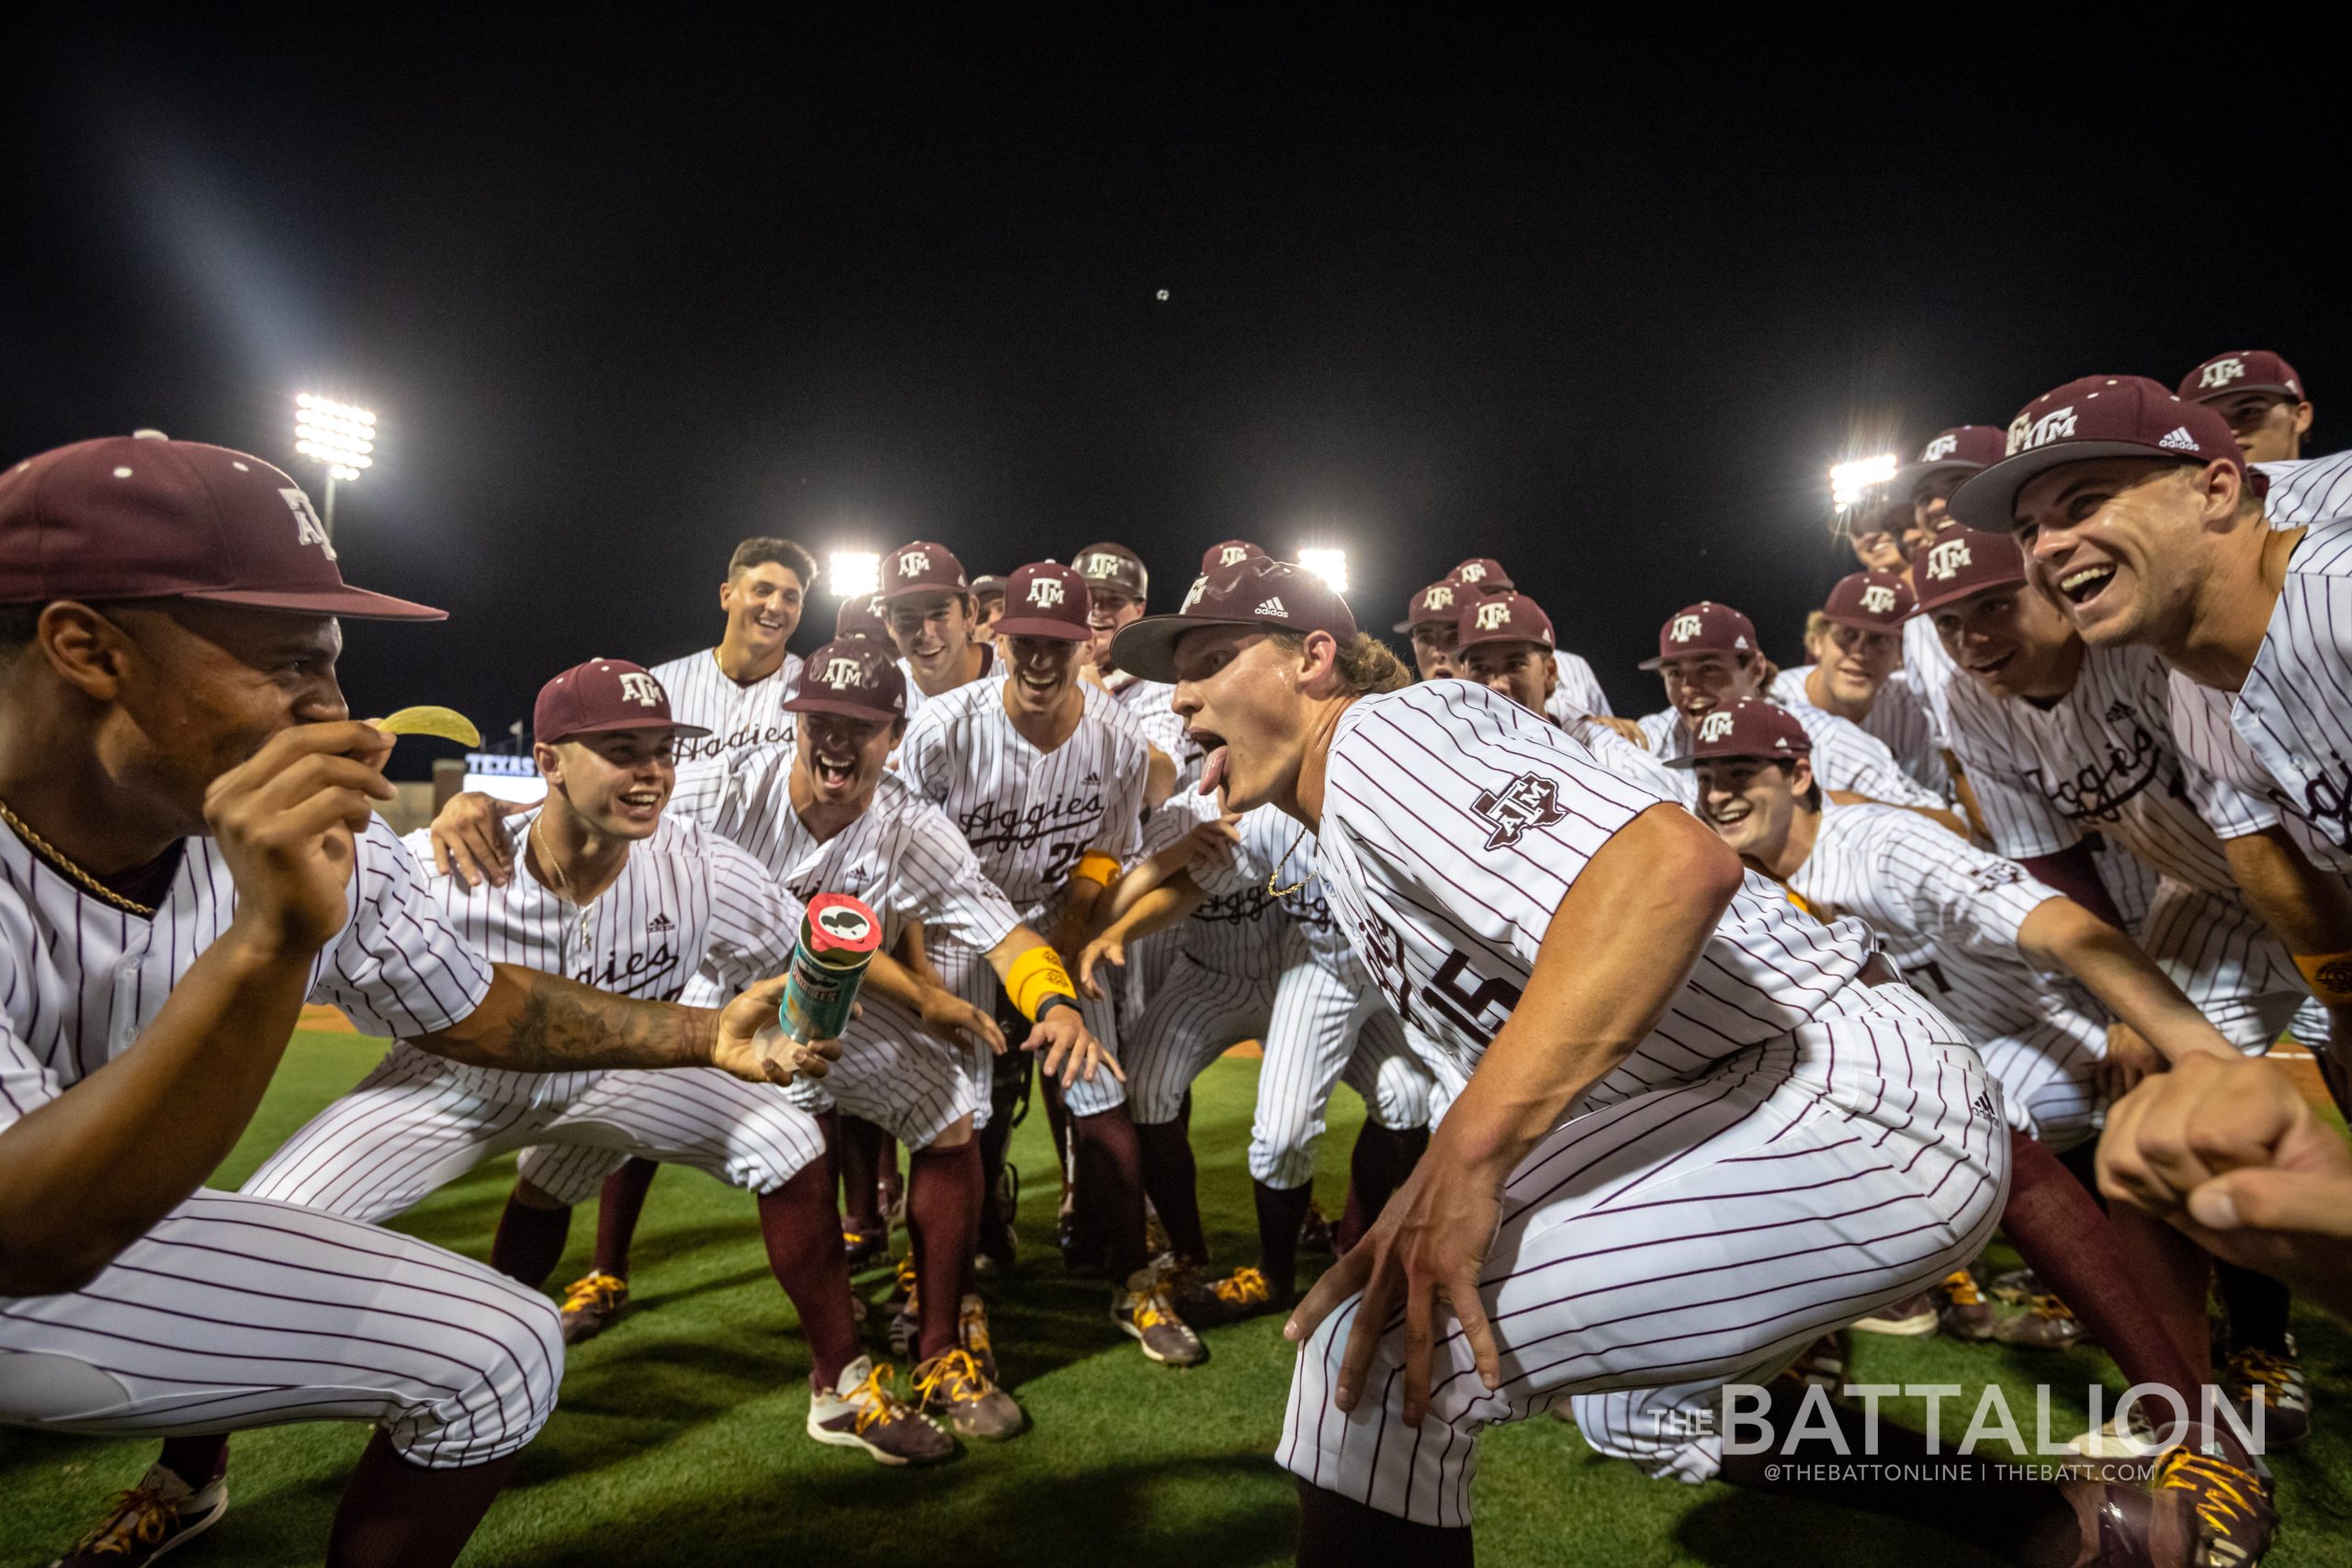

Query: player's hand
<box><xmin>2098</xmin><ymin>1021</ymin><xmax>2166</xmax><ymax>1100</ymax></box>
<box><xmin>1179</xmin><ymin>814</ymin><xmax>1242</xmax><ymax>866</ymax></box>
<box><xmin>209</xmin><ymin>720</ymin><xmax>400</xmax><ymax>957</ymax></box>
<box><xmin>1284</xmin><ymin>1144</ymin><xmax>1503</xmax><ymax>1428</ymax></box>
<box><xmin>1023</xmin><ymin>1006</ymin><xmax>1123</xmax><ymax>1088</ymax></box>
<box><xmin>708</xmin><ymin>976</ymin><xmax>843</xmax><ymax>1085</ymax></box>
<box><xmin>1077</xmin><ymin>931</ymin><xmax>1125</xmax><ymax>998</ymax></box>
<box><xmin>1590</xmin><ymin>715</ymin><xmax>1648</xmax><ymax>749</ymax></box>
<box><xmin>919</xmin><ymin>986</ymin><xmax>1006</xmax><ymax>1055</ymax></box>
<box><xmin>430</xmin><ymin>791</ymin><xmax>540</xmax><ymax>888</ymax></box>
<box><xmin>2098</xmin><ymin>1053</ymin><xmax>2352</xmax><ymax>1301</ymax></box>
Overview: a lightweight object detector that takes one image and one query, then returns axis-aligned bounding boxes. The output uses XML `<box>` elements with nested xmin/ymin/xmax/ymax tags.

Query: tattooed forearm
<box><xmin>416</xmin><ymin>965</ymin><xmax>719</xmax><ymax>1073</ymax></box>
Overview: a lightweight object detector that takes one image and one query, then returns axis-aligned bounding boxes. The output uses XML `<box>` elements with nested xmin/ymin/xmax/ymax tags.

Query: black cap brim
<box><xmin>1946</xmin><ymin>440</ymin><xmax>2197</xmax><ymax>533</ymax></box>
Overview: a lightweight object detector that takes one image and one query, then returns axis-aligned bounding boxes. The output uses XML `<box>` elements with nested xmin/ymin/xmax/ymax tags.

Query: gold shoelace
<box><xmin>561</xmin><ymin>1272</ymin><xmax>625</xmax><ymax>1314</ymax></box>
<box><xmin>0</xmin><ymin>796</ymin><xmax>157</xmax><ymax>917</ymax></box>
<box><xmin>74</xmin><ymin>1484</ymin><xmax>177</xmax><ymax>1552</ymax></box>
<box><xmin>845</xmin><ymin>1363</ymin><xmax>905</xmax><ymax>1434</ymax></box>
<box><xmin>2154</xmin><ymin>1450</ymin><xmax>2266</xmax><ymax>1535</ymax></box>
<box><xmin>1215</xmin><ymin>1266</ymin><xmax>1272</xmax><ymax>1305</ymax></box>
<box><xmin>914</xmin><ymin>1348</ymin><xmax>990</xmax><ymax>1404</ymax></box>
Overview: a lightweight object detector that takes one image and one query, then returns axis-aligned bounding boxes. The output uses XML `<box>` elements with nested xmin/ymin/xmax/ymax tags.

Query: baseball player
<box><xmin>0</xmin><ymin>437</ymin><xmax>817</xmax><ymax>1567</ymax></box>
<box><xmin>1396</xmin><ymin>579</ymin><xmax>1470</xmax><ymax>680</ymax></box>
<box><xmin>1769</xmin><ymin>570</ymin><xmax>1950</xmax><ymax>799</ymax></box>
<box><xmin>2180</xmin><ymin>351</ymin><xmax>2315</xmax><ymax>464</ymax></box>
<box><xmin>1453</xmin><ymin>592</ymin><xmax>1682</xmax><ymax>783</ymax></box>
<box><xmin>1110</xmin><ymin>558</ymin><xmax>2257</xmax><ymax>1565</ymax></box>
<box><xmin>835</xmin><ymin>589</ymin><xmax>891</xmax><ymax>646</ymax></box>
<box><xmin>238</xmin><ymin>657</ymin><xmax>954</xmax><ymax>1465</ymax></box>
<box><xmin>1874</xmin><ymin>426</ymin><xmax>2004</xmax><ymax>765</ymax></box>
<box><xmin>1634</xmin><ymin>599</ymin><xmax>1958</xmax><ymax>821</ymax></box>
<box><xmin>649</xmin><ymin>536</ymin><xmax>816</xmax><ymax>807</ymax></box>
<box><xmin>896</xmin><ymin>560</ymin><xmax>1203</xmax><ymax>1364</ymax></box>
<box><xmin>1440</xmin><ymin>557</ymin><xmax>1616</xmax><ymax>722</ymax></box>
<box><xmin>1920</xmin><ymin>519</ymin><xmax>2324</xmax><ymax>1446</ymax></box>
<box><xmin>970</xmin><ymin>573</ymin><xmax>1008</xmax><ymax>642</ymax></box>
<box><xmin>882</xmin><ymin>540</ymin><xmax>995</xmax><ymax>716</ymax></box>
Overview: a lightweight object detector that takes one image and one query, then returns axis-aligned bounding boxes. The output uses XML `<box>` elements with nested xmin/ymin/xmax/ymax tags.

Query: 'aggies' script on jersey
<box><xmin>650</xmin><ymin>647</ymin><xmax>807</xmax><ymax>799</ymax></box>
<box><xmin>897</xmin><ymin>680</ymin><xmax>1151</xmax><ymax>918</ymax></box>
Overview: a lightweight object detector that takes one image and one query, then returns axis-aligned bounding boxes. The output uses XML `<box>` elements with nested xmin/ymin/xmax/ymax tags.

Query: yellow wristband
<box><xmin>1074</xmin><ymin>852</ymin><xmax>1122</xmax><ymax>888</ymax></box>
<box><xmin>2293</xmin><ymin>951</ymin><xmax>2352</xmax><ymax>1008</ymax></box>
<box><xmin>1006</xmin><ymin>944</ymin><xmax>1079</xmax><ymax>1022</ymax></box>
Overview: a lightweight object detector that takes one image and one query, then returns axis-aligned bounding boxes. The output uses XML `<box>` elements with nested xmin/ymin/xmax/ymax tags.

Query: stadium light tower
<box><xmin>1296</xmin><ymin>547</ymin><xmax>1350</xmax><ymax>593</ymax></box>
<box><xmin>1829</xmin><ymin>452</ymin><xmax>1898</xmax><ymax>510</ymax></box>
<box><xmin>293</xmin><ymin>393</ymin><xmax>376</xmax><ymax>537</ymax></box>
<box><xmin>830</xmin><ymin>550</ymin><xmax>881</xmax><ymax>597</ymax></box>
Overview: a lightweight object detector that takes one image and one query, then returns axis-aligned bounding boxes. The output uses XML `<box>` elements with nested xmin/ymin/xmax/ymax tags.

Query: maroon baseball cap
<box><xmin>1455</xmin><ymin>591</ymin><xmax>1555</xmax><ymax>653</ymax></box>
<box><xmin>1894</xmin><ymin>425</ymin><xmax>2006</xmax><ymax>494</ymax></box>
<box><xmin>1909</xmin><ymin>525</ymin><xmax>2027</xmax><ymax>615</ymax></box>
<box><xmin>1073</xmin><ymin>542</ymin><xmax>1148</xmax><ymax>602</ymax></box>
<box><xmin>0</xmin><ymin>434</ymin><xmax>443</xmax><ymax>620</ymax></box>
<box><xmin>1667</xmin><ymin>697</ymin><xmax>1813</xmax><ymax>769</ymax></box>
<box><xmin>785</xmin><ymin>637</ymin><xmax>908</xmax><ymax>722</ymax></box>
<box><xmin>833</xmin><ymin>591</ymin><xmax>889</xmax><ymax>643</ymax></box>
<box><xmin>1201</xmin><ymin>539</ymin><xmax>1265</xmax><ymax>574</ymax></box>
<box><xmin>534</xmin><ymin>659</ymin><xmax>710</xmax><ymax>745</ymax></box>
<box><xmin>1948</xmin><ymin>376</ymin><xmax>2245</xmax><ymax>533</ymax></box>
<box><xmin>1639</xmin><ymin>601</ymin><xmax>1758</xmax><ymax>670</ymax></box>
<box><xmin>1109</xmin><ymin>557</ymin><xmax>1359</xmax><ymax>682</ymax></box>
<box><xmin>970</xmin><ymin>573</ymin><xmax>1008</xmax><ymax>600</ymax></box>
<box><xmin>1820</xmin><ymin>570</ymin><xmax>1916</xmax><ymax>632</ymax></box>
<box><xmin>1447</xmin><ymin>558</ymin><xmax>1513</xmax><ymax>594</ymax></box>
<box><xmin>993</xmin><ymin>560</ymin><xmax>1092</xmax><ymax>640</ymax></box>
<box><xmin>881</xmin><ymin>540</ymin><xmax>969</xmax><ymax>602</ymax></box>
<box><xmin>2180</xmin><ymin>350</ymin><xmax>2305</xmax><ymax>404</ymax></box>
<box><xmin>1393</xmin><ymin>579</ymin><xmax>1468</xmax><ymax>634</ymax></box>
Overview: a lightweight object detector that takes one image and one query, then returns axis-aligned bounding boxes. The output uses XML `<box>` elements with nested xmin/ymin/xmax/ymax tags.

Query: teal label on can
<box><xmin>781</xmin><ymin>894</ymin><xmax>881</xmax><ymax>1043</ymax></box>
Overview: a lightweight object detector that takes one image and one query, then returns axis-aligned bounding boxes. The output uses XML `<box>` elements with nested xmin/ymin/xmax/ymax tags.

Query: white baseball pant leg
<box><xmin>1122</xmin><ymin>953</ymin><xmax>1277</xmax><ymax>1123</ymax></box>
<box><xmin>2142</xmin><ymin>876</ymin><xmax>2316</xmax><ymax>1054</ymax></box>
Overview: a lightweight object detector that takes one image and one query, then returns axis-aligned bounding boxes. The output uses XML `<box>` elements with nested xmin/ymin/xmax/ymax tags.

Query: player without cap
<box><xmin>0</xmin><ymin>434</ymin><xmax>820</xmax><ymax>1566</ymax></box>
<box><xmin>648</xmin><ymin>535</ymin><xmax>817</xmax><ymax>805</ymax></box>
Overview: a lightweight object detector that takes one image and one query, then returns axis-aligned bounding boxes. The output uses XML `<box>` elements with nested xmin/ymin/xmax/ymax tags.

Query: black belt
<box><xmin>1859</xmin><ymin>953</ymin><xmax>1900</xmax><ymax>989</ymax></box>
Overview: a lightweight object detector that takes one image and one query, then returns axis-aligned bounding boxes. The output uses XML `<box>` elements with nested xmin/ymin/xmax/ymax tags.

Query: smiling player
<box><xmin>650</xmin><ymin>536</ymin><xmax>816</xmax><ymax>807</ymax></box>
<box><xmin>1770</xmin><ymin>570</ymin><xmax>1949</xmax><ymax>798</ymax></box>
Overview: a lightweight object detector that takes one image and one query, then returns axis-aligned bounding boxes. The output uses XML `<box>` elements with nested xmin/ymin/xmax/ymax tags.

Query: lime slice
<box><xmin>372</xmin><ymin>705</ymin><xmax>481</xmax><ymax>747</ymax></box>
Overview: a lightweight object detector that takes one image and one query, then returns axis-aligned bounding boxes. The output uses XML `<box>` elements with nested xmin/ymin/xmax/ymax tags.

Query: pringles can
<box><xmin>780</xmin><ymin>894</ymin><xmax>883</xmax><ymax>1043</ymax></box>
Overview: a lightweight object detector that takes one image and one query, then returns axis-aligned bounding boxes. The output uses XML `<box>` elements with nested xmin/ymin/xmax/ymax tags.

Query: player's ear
<box><xmin>2195</xmin><ymin>459</ymin><xmax>2247</xmax><ymax>528</ymax></box>
<box><xmin>2295</xmin><ymin>400</ymin><xmax>2315</xmax><ymax>440</ymax></box>
<box><xmin>32</xmin><ymin>601</ymin><xmax>136</xmax><ymax>701</ymax></box>
<box><xmin>533</xmin><ymin>740</ymin><xmax>563</xmax><ymax>785</ymax></box>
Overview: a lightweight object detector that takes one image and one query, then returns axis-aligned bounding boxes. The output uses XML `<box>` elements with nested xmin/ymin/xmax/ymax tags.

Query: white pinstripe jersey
<box><xmin>898</xmin><ymin>646</ymin><xmax>993</xmax><ymax>719</ymax></box>
<box><xmin>0</xmin><ymin>818</ymin><xmax>492</xmax><ymax>1135</ymax></box>
<box><xmin>1110</xmin><ymin>674</ymin><xmax>1205</xmax><ymax>790</ymax></box>
<box><xmin>1638</xmin><ymin>702</ymin><xmax>1943</xmax><ymax>808</ymax></box>
<box><xmin>392</xmin><ymin>808</ymin><xmax>803</xmax><ymax>1103</ymax></box>
<box><xmin>1941</xmin><ymin>643</ymin><xmax>2272</xmax><ymax>897</ymax></box>
<box><xmin>1318</xmin><ymin>682</ymin><xmax>1879</xmax><ymax>1084</ymax></box>
<box><xmin>2166</xmin><ymin>518</ymin><xmax>2352</xmax><ymax>871</ymax></box>
<box><xmin>1784</xmin><ymin>801</ymin><xmax>2086</xmax><ymax>1049</ymax></box>
<box><xmin>648</xmin><ymin>648</ymin><xmax>805</xmax><ymax>801</ymax></box>
<box><xmin>695</xmin><ymin>734</ymin><xmax>1021</xmax><ymax>959</ymax></box>
<box><xmin>1136</xmin><ymin>795</ymin><xmax>1286</xmax><ymax>978</ymax></box>
<box><xmin>896</xmin><ymin>676</ymin><xmax>1150</xmax><ymax>926</ymax></box>
<box><xmin>1544</xmin><ymin>651</ymin><xmax>1614</xmax><ymax>724</ymax></box>
<box><xmin>1770</xmin><ymin>664</ymin><xmax>1951</xmax><ymax>799</ymax></box>
<box><xmin>1903</xmin><ymin>612</ymin><xmax>1960</xmax><ymax>752</ymax></box>
<box><xmin>2256</xmin><ymin>449</ymin><xmax>2352</xmax><ymax>528</ymax></box>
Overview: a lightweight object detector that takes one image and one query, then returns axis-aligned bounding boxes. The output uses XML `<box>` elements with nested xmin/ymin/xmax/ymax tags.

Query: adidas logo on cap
<box><xmin>2156</xmin><ymin>425</ymin><xmax>2200</xmax><ymax>453</ymax></box>
<box><xmin>1256</xmin><ymin>596</ymin><xmax>1287</xmax><ymax>615</ymax></box>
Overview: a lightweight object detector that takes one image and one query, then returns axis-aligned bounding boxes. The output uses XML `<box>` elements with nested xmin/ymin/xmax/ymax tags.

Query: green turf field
<box><xmin>3</xmin><ymin>1032</ymin><xmax>2346</xmax><ymax>1566</ymax></box>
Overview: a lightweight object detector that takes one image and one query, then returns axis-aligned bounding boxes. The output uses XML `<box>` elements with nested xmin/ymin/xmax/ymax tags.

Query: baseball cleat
<box><xmin>557</xmin><ymin>1270</ymin><xmax>629</xmax><ymax>1344</ymax></box>
<box><xmin>1988</xmin><ymin>1265</ymin><xmax>2043</xmax><ymax>1303</ymax></box>
<box><xmin>842</xmin><ymin>1227</ymin><xmax>890</xmax><ymax>1270</ymax></box>
<box><xmin>914</xmin><ymin>1348</ymin><xmax>1025</xmax><ymax>1441</ymax></box>
<box><xmin>2224</xmin><ymin>1340</ymin><xmax>2311</xmax><ymax>1450</ymax></box>
<box><xmin>1297</xmin><ymin>1200</ymin><xmax>1335</xmax><ymax>1257</ymax></box>
<box><xmin>1996</xmin><ymin>1291</ymin><xmax>2086</xmax><ymax>1350</ymax></box>
<box><xmin>1114</xmin><ymin>1262</ymin><xmax>1205</xmax><ymax>1367</ymax></box>
<box><xmin>1145</xmin><ymin>1211</ymin><xmax>1173</xmax><ymax>1262</ymax></box>
<box><xmin>2068</xmin><ymin>1406</ymin><xmax>2165</xmax><ymax>1461</ymax></box>
<box><xmin>1934</xmin><ymin>1267</ymin><xmax>1999</xmax><ymax>1341</ymax></box>
<box><xmin>806</xmin><ymin>1357</ymin><xmax>955</xmax><ymax>1466</ymax></box>
<box><xmin>1174</xmin><ymin>1264</ymin><xmax>1290</xmax><ymax>1325</ymax></box>
<box><xmin>2075</xmin><ymin>1448</ymin><xmax>2277</xmax><ymax>1568</ymax></box>
<box><xmin>959</xmin><ymin>1292</ymin><xmax>1001</xmax><ymax>1383</ymax></box>
<box><xmin>884</xmin><ymin>1256</ymin><xmax>921</xmax><ymax>1361</ymax></box>
<box><xmin>1851</xmin><ymin>1290</ymin><xmax>1939</xmax><ymax>1337</ymax></box>
<box><xmin>49</xmin><ymin>1463</ymin><xmax>229</xmax><ymax>1566</ymax></box>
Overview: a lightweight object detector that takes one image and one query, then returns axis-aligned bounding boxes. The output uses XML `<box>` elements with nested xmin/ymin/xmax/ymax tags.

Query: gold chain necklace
<box><xmin>0</xmin><ymin>795</ymin><xmax>159</xmax><ymax>917</ymax></box>
<box><xmin>1265</xmin><ymin>821</ymin><xmax>1312</xmax><ymax>899</ymax></box>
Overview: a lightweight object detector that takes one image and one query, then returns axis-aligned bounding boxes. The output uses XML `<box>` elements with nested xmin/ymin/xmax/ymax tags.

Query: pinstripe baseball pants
<box><xmin>929</xmin><ymin>936</ymin><xmax>1128</xmax><ymax>1119</ymax></box>
<box><xmin>1123</xmin><ymin>954</ymin><xmax>1279</xmax><ymax>1122</ymax></box>
<box><xmin>0</xmin><ymin>1190</ymin><xmax>562</xmax><ymax>1467</ymax></box>
<box><xmin>1251</xmin><ymin>942</ymin><xmax>1436</xmax><ymax>1190</ymax></box>
<box><xmin>2143</xmin><ymin>875</ymin><xmax>2325</xmax><ymax>1052</ymax></box>
<box><xmin>241</xmin><ymin>1043</ymin><xmax>826</xmax><ymax>1219</ymax></box>
<box><xmin>1281</xmin><ymin>981</ymin><xmax>2007</xmax><ymax>1523</ymax></box>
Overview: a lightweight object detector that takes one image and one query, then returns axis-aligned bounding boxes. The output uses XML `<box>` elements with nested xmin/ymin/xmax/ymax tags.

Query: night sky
<box><xmin>7</xmin><ymin>15</ymin><xmax>2341</xmax><ymax>773</ymax></box>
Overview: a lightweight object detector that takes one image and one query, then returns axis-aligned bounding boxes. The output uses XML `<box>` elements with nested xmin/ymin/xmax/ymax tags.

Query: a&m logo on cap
<box><xmin>1424</xmin><ymin>584</ymin><xmax>1455</xmax><ymax>612</ymax></box>
<box><xmin>1475</xmin><ymin>601</ymin><xmax>1510</xmax><ymax>631</ymax></box>
<box><xmin>2007</xmin><ymin>404</ymin><xmax>2078</xmax><ymax>456</ymax></box>
<box><xmin>1079</xmin><ymin>551</ymin><xmax>1122</xmax><ymax>577</ymax></box>
<box><xmin>1924</xmin><ymin>537</ymin><xmax>1973</xmax><ymax>581</ymax></box>
<box><xmin>1860</xmin><ymin>583</ymin><xmax>1899</xmax><ymax>615</ymax></box>
<box><xmin>1217</xmin><ymin>545</ymin><xmax>1250</xmax><ymax>566</ymax></box>
<box><xmin>1670</xmin><ymin>613</ymin><xmax>1704</xmax><ymax>642</ymax></box>
<box><xmin>898</xmin><ymin>549</ymin><xmax>932</xmax><ymax>578</ymax></box>
<box><xmin>1921</xmin><ymin>434</ymin><xmax>1959</xmax><ymax>462</ymax></box>
<box><xmin>1697</xmin><ymin>710</ymin><xmax>1736</xmax><ymax>743</ymax></box>
<box><xmin>279</xmin><ymin>488</ymin><xmax>337</xmax><ymax>559</ymax></box>
<box><xmin>618</xmin><ymin>672</ymin><xmax>664</xmax><ymax>707</ymax></box>
<box><xmin>1181</xmin><ymin>575</ymin><xmax>1209</xmax><ymax>611</ymax></box>
<box><xmin>821</xmin><ymin>656</ymin><xmax>865</xmax><ymax>688</ymax></box>
<box><xmin>1028</xmin><ymin>577</ymin><xmax>1066</xmax><ymax>606</ymax></box>
<box><xmin>1457</xmin><ymin>562</ymin><xmax>1488</xmax><ymax>583</ymax></box>
<box><xmin>2199</xmin><ymin>357</ymin><xmax>2248</xmax><ymax>391</ymax></box>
